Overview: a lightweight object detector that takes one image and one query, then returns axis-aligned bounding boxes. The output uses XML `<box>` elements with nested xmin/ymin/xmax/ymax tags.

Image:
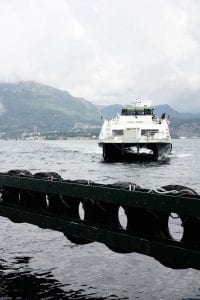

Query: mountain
<box><xmin>169</xmin><ymin>118</ymin><xmax>200</xmax><ymax>138</ymax></box>
<box><xmin>0</xmin><ymin>81</ymin><xmax>200</xmax><ymax>139</ymax></box>
<box><xmin>0</xmin><ymin>81</ymin><xmax>101</xmax><ymax>137</ymax></box>
<box><xmin>154</xmin><ymin>104</ymin><xmax>200</xmax><ymax>119</ymax></box>
<box><xmin>100</xmin><ymin>104</ymin><xmax>122</xmax><ymax>119</ymax></box>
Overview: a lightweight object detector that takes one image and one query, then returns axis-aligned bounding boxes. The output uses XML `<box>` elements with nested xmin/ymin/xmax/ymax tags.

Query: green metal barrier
<box><xmin>0</xmin><ymin>170</ymin><xmax>200</xmax><ymax>270</ymax></box>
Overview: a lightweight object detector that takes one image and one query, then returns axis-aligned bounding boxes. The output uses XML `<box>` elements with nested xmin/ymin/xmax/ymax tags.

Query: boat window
<box><xmin>141</xmin><ymin>129</ymin><xmax>159</xmax><ymax>136</ymax></box>
<box><xmin>135</xmin><ymin>110</ymin><xmax>144</xmax><ymax>115</ymax></box>
<box><xmin>144</xmin><ymin>109</ymin><xmax>153</xmax><ymax>115</ymax></box>
<box><xmin>112</xmin><ymin>130</ymin><xmax>123</xmax><ymax>136</ymax></box>
<box><xmin>122</xmin><ymin>109</ymin><xmax>131</xmax><ymax>115</ymax></box>
<box><xmin>121</xmin><ymin>108</ymin><xmax>154</xmax><ymax>116</ymax></box>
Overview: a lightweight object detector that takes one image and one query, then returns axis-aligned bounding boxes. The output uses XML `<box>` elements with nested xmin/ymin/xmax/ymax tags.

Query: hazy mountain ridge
<box><xmin>0</xmin><ymin>81</ymin><xmax>199</xmax><ymax>138</ymax></box>
<box><xmin>169</xmin><ymin>118</ymin><xmax>200</xmax><ymax>138</ymax></box>
<box><xmin>0</xmin><ymin>81</ymin><xmax>101</xmax><ymax>137</ymax></box>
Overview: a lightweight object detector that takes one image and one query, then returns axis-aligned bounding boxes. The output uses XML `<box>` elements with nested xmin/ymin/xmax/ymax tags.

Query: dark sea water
<box><xmin>0</xmin><ymin>138</ymin><xmax>200</xmax><ymax>299</ymax></box>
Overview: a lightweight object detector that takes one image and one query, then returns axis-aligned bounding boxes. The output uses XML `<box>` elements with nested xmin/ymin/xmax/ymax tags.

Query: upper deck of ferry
<box><xmin>121</xmin><ymin>106</ymin><xmax>154</xmax><ymax>116</ymax></box>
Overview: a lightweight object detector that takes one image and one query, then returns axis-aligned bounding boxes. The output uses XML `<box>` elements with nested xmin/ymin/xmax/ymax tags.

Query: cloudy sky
<box><xmin>0</xmin><ymin>0</ymin><xmax>200</xmax><ymax>111</ymax></box>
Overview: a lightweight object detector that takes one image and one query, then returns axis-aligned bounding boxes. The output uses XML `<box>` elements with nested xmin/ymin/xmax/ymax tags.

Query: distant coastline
<box><xmin>0</xmin><ymin>81</ymin><xmax>200</xmax><ymax>139</ymax></box>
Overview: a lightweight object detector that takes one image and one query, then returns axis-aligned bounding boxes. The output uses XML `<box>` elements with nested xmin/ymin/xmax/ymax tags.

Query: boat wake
<box><xmin>170</xmin><ymin>152</ymin><xmax>193</xmax><ymax>158</ymax></box>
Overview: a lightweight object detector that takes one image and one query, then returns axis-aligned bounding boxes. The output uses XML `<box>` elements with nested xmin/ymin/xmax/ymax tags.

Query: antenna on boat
<box><xmin>131</xmin><ymin>97</ymin><xmax>141</xmax><ymax>107</ymax></box>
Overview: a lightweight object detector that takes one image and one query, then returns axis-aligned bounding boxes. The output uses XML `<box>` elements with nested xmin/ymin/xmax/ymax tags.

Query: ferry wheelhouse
<box><xmin>98</xmin><ymin>101</ymin><xmax>172</xmax><ymax>161</ymax></box>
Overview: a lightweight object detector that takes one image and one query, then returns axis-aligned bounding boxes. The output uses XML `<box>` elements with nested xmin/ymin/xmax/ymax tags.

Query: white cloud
<box><xmin>0</xmin><ymin>0</ymin><xmax>200</xmax><ymax>111</ymax></box>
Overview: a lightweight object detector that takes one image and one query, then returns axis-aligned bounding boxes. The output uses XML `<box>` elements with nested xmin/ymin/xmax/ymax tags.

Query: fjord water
<box><xmin>0</xmin><ymin>139</ymin><xmax>200</xmax><ymax>299</ymax></box>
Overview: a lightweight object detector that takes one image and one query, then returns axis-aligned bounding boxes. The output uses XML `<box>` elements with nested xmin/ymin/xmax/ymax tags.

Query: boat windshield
<box><xmin>121</xmin><ymin>108</ymin><xmax>153</xmax><ymax>116</ymax></box>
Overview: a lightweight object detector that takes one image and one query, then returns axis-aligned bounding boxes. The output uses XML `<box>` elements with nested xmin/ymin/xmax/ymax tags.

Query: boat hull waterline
<box><xmin>99</xmin><ymin>142</ymin><xmax>172</xmax><ymax>161</ymax></box>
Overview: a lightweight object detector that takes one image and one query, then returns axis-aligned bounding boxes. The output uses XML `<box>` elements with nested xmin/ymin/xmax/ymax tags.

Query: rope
<box><xmin>147</xmin><ymin>187</ymin><xmax>179</xmax><ymax>194</ymax></box>
<box><xmin>147</xmin><ymin>187</ymin><xmax>196</xmax><ymax>196</ymax></box>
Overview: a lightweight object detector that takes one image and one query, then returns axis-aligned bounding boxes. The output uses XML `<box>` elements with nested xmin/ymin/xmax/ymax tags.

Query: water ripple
<box><xmin>0</xmin><ymin>139</ymin><xmax>200</xmax><ymax>299</ymax></box>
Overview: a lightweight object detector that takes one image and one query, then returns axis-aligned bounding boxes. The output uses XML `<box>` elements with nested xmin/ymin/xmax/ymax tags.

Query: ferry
<box><xmin>98</xmin><ymin>100</ymin><xmax>172</xmax><ymax>161</ymax></box>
